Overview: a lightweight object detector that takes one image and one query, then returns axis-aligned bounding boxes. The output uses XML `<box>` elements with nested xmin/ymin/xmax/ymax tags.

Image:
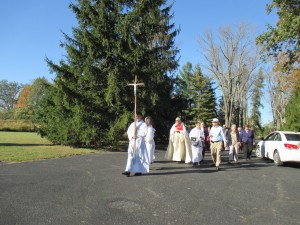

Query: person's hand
<box><xmin>133</xmin><ymin>134</ymin><xmax>137</xmax><ymax>139</ymax></box>
<box><xmin>224</xmin><ymin>143</ymin><xmax>227</xmax><ymax>148</ymax></box>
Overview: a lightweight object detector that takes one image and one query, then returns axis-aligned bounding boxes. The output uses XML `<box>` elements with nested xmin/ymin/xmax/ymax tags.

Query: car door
<box><xmin>262</xmin><ymin>133</ymin><xmax>276</xmax><ymax>159</ymax></box>
<box><xmin>269</xmin><ymin>133</ymin><xmax>282</xmax><ymax>160</ymax></box>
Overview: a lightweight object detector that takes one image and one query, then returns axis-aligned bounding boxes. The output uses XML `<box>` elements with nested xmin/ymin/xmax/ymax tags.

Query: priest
<box><xmin>122</xmin><ymin>112</ymin><xmax>150</xmax><ymax>177</ymax></box>
<box><xmin>165</xmin><ymin>117</ymin><xmax>192</xmax><ymax>163</ymax></box>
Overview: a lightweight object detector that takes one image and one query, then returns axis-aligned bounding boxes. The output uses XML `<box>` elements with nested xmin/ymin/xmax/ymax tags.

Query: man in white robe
<box><xmin>122</xmin><ymin>113</ymin><xmax>149</xmax><ymax>177</ymax></box>
<box><xmin>165</xmin><ymin>117</ymin><xmax>192</xmax><ymax>163</ymax></box>
<box><xmin>189</xmin><ymin>122</ymin><xmax>205</xmax><ymax>165</ymax></box>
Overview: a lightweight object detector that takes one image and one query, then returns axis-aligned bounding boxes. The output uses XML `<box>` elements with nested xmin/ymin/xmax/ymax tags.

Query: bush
<box><xmin>0</xmin><ymin>120</ymin><xmax>36</xmax><ymax>132</ymax></box>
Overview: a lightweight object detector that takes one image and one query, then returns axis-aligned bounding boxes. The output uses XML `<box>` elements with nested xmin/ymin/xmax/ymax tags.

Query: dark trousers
<box><xmin>202</xmin><ymin>141</ymin><xmax>207</xmax><ymax>161</ymax></box>
<box><xmin>202</xmin><ymin>141</ymin><xmax>210</xmax><ymax>161</ymax></box>
<box><xmin>242</xmin><ymin>142</ymin><xmax>252</xmax><ymax>159</ymax></box>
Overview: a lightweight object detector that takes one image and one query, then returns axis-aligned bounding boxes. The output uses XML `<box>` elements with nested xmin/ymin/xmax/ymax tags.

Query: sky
<box><xmin>0</xmin><ymin>0</ymin><xmax>278</xmax><ymax>124</ymax></box>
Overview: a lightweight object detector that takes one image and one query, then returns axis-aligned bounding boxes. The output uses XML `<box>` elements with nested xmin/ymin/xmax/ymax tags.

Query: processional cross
<box><xmin>128</xmin><ymin>75</ymin><xmax>144</xmax><ymax>157</ymax></box>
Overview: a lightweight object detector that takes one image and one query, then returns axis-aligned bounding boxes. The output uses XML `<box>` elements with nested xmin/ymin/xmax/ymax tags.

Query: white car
<box><xmin>256</xmin><ymin>131</ymin><xmax>300</xmax><ymax>166</ymax></box>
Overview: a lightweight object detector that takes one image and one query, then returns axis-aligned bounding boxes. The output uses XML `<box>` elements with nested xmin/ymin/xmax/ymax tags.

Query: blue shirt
<box><xmin>209</xmin><ymin>126</ymin><xmax>226</xmax><ymax>144</ymax></box>
<box><xmin>240</xmin><ymin>129</ymin><xmax>255</xmax><ymax>143</ymax></box>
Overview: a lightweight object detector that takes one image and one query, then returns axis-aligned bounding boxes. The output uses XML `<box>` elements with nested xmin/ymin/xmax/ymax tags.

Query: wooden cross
<box><xmin>128</xmin><ymin>75</ymin><xmax>144</xmax><ymax>157</ymax></box>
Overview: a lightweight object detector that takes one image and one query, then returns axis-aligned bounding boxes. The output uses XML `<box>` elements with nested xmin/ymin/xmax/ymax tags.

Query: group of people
<box><xmin>165</xmin><ymin>117</ymin><xmax>255</xmax><ymax>171</ymax></box>
<box><xmin>122</xmin><ymin>114</ymin><xmax>255</xmax><ymax>176</ymax></box>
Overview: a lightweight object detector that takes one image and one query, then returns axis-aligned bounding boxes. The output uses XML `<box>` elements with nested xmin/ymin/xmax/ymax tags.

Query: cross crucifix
<box><xmin>128</xmin><ymin>75</ymin><xmax>145</xmax><ymax>157</ymax></box>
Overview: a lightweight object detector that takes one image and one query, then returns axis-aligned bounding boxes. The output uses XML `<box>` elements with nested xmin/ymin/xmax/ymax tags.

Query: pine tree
<box><xmin>36</xmin><ymin>0</ymin><xmax>179</xmax><ymax>147</ymax></box>
<box><xmin>175</xmin><ymin>62</ymin><xmax>217</xmax><ymax>127</ymax></box>
<box><xmin>191</xmin><ymin>65</ymin><xmax>217</xmax><ymax>125</ymax></box>
<box><xmin>175</xmin><ymin>62</ymin><xmax>194</xmax><ymax>123</ymax></box>
<box><xmin>249</xmin><ymin>68</ymin><xmax>264</xmax><ymax>132</ymax></box>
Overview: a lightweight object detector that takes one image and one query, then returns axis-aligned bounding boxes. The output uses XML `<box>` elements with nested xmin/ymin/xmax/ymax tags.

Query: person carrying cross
<box><xmin>122</xmin><ymin>112</ymin><xmax>150</xmax><ymax>177</ymax></box>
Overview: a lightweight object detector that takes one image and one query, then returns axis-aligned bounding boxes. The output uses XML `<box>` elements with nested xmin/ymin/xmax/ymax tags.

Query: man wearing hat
<box><xmin>209</xmin><ymin>118</ymin><xmax>227</xmax><ymax>171</ymax></box>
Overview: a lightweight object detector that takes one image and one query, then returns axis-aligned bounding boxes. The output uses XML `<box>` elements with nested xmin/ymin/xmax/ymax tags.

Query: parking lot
<box><xmin>1</xmin><ymin>149</ymin><xmax>300</xmax><ymax>225</ymax></box>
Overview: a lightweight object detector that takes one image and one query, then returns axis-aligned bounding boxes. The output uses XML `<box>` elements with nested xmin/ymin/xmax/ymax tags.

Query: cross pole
<box><xmin>128</xmin><ymin>75</ymin><xmax>144</xmax><ymax>157</ymax></box>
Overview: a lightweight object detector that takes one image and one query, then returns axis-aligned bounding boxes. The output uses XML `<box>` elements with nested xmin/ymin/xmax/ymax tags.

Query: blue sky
<box><xmin>0</xmin><ymin>0</ymin><xmax>277</xmax><ymax>124</ymax></box>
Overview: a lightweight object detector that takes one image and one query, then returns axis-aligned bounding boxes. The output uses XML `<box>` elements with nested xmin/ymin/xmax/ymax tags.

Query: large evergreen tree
<box><xmin>174</xmin><ymin>62</ymin><xmax>194</xmax><ymax>122</ymax></box>
<box><xmin>36</xmin><ymin>0</ymin><xmax>179</xmax><ymax>147</ymax></box>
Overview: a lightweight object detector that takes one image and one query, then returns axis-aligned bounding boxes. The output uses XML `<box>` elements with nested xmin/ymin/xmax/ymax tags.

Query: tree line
<box><xmin>1</xmin><ymin>0</ymin><xmax>299</xmax><ymax>147</ymax></box>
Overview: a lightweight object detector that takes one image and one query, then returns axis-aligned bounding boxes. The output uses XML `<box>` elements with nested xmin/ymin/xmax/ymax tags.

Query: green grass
<box><xmin>0</xmin><ymin>132</ymin><xmax>97</xmax><ymax>163</ymax></box>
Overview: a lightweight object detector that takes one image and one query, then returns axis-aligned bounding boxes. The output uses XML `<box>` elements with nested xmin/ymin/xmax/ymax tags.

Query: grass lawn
<box><xmin>0</xmin><ymin>132</ymin><xmax>97</xmax><ymax>163</ymax></box>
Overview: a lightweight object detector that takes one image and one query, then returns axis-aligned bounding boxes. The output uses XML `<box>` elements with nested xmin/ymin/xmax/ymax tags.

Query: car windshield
<box><xmin>284</xmin><ymin>133</ymin><xmax>300</xmax><ymax>141</ymax></box>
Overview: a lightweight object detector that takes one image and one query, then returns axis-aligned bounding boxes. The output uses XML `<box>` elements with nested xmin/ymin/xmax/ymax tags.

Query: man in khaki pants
<box><xmin>209</xmin><ymin>118</ymin><xmax>227</xmax><ymax>171</ymax></box>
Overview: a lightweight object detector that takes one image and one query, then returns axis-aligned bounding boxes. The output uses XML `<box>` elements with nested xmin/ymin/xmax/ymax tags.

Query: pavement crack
<box><xmin>145</xmin><ymin>187</ymin><xmax>160</xmax><ymax>198</ymax></box>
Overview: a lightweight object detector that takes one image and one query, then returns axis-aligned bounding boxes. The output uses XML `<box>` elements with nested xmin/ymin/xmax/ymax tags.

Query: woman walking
<box><xmin>227</xmin><ymin>124</ymin><xmax>241</xmax><ymax>163</ymax></box>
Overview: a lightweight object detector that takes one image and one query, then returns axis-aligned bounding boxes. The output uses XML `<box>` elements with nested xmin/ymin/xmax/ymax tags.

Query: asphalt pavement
<box><xmin>1</xmin><ymin>148</ymin><xmax>300</xmax><ymax>225</ymax></box>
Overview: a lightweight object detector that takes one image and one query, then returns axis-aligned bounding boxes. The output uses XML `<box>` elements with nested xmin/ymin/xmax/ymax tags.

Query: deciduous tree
<box><xmin>198</xmin><ymin>23</ymin><xmax>260</xmax><ymax>126</ymax></box>
<box><xmin>256</xmin><ymin>0</ymin><xmax>300</xmax><ymax>91</ymax></box>
<box><xmin>0</xmin><ymin>80</ymin><xmax>22</xmax><ymax>111</ymax></box>
<box><xmin>249</xmin><ymin>68</ymin><xmax>264</xmax><ymax>132</ymax></box>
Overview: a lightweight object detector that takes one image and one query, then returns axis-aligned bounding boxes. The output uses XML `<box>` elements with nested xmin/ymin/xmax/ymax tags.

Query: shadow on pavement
<box><xmin>254</xmin><ymin>157</ymin><xmax>300</xmax><ymax>169</ymax></box>
<box><xmin>146</xmin><ymin>169</ymin><xmax>217</xmax><ymax>176</ymax></box>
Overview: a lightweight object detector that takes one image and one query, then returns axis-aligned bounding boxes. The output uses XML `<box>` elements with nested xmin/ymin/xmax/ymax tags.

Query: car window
<box><xmin>265</xmin><ymin>133</ymin><xmax>276</xmax><ymax>141</ymax></box>
<box><xmin>284</xmin><ymin>133</ymin><xmax>300</xmax><ymax>141</ymax></box>
<box><xmin>274</xmin><ymin>133</ymin><xmax>282</xmax><ymax>141</ymax></box>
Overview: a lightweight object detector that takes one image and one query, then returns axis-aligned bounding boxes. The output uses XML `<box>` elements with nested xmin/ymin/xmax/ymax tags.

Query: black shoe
<box><xmin>122</xmin><ymin>171</ymin><xmax>130</xmax><ymax>177</ymax></box>
<box><xmin>134</xmin><ymin>173</ymin><xmax>142</xmax><ymax>176</ymax></box>
<box><xmin>211</xmin><ymin>163</ymin><xmax>215</xmax><ymax>167</ymax></box>
<box><xmin>227</xmin><ymin>161</ymin><xmax>231</xmax><ymax>164</ymax></box>
<box><xmin>216</xmin><ymin>166</ymin><xmax>219</xmax><ymax>171</ymax></box>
